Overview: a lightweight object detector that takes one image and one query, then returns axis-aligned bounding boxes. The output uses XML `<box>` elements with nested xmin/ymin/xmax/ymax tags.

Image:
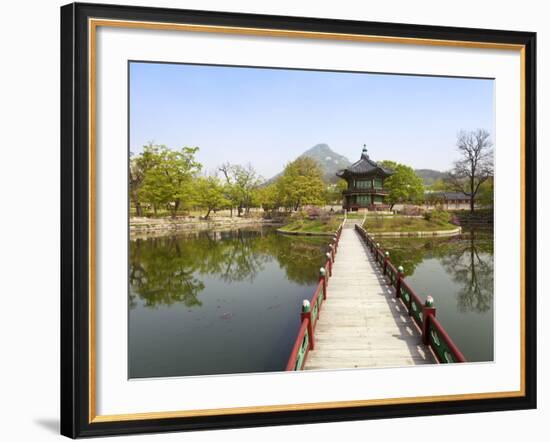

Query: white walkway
<box><xmin>304</xmin><ymin>222</ymin><xmax>435</xmax><ymax>370</ymax></box>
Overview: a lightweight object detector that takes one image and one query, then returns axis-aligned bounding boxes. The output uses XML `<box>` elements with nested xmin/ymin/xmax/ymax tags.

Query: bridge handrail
<box><xmin>286</xmin><ymin>222</ymin><xmax>344</xmax><ymax>371</ymax></box>
<box><xmin>401</xmin><ymin>278</ymin><xmax>424</xmax><ymax>329</ymax></box>
<box><xmin>354</xmin><ymin>224</ymin><xmax>466</xmax><ymax>364</ymax></box>
<box><xmin>285</xmin><ymin>318</ymin><xmax>310</xmax><ymax>370</ymax></box>
<box><xmin>427</xmin><ymin>314</ymin><xmax>467</xmax><ymax>363</ymax></box>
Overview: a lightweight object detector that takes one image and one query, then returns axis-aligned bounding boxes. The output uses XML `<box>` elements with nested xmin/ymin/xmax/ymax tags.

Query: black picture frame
<box><xmin>60</xmin><ymin>2</ymin><xmax>537</xmax><ymax>438</ymax></box>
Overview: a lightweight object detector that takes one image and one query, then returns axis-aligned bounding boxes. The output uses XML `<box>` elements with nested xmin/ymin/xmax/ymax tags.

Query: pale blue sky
<box><xmin>129</xmin><ymin>62</ymin><xmax>494</xmax><ymax>179</ymax></box>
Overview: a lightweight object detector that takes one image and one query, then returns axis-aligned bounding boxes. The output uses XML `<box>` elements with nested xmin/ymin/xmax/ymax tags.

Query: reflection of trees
<box><xmin>439</xmin><ymin>230</ymin><xmax>494</xmax><ymax>313</ymax></box>
<box><xmin>376</xmin><ymin>238</ymin><xmax>436</xmax><ymax>276</ymax></box>
<box><xmin>192</xmin><ymin>230</ymin><xmax>269</xmax><ymax>284</ymax></box>
<box><xmin>380</xmin><ymin>230</ymin><xmax>493</xmax><ymax>313</ymax></box>
<box><xmin>258</xmin><ymin>235</ymin><xmax>327</xmax><ymax>285</ymax></box>
<box><xmin>129</xmin><ymin>229</ymin><xmax>327</xmax><ymax>309</ymax></box>
<box><xmin>130</xmin><ymin>237</ymin><xmax>205</xmax><ymax>308</ymax></box>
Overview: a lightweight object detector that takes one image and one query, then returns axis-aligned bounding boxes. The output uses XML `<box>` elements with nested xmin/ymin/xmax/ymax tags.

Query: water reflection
<box><xmin>377</xmin><ymin>229</ymin><xmax>494</xmax><ymax>361</ymax></box>
<box><xmin>129</xmin><ymin>228</ymin><xmax>328</xmax><ymax>309</ymax></box>
<box><xmin>439</xmin><ymin>231</ymin><xmax>493</xmax><ymax>313</ymax></box>
<box><xmin>128</xmin><ymin>227</ymin><xmax>330</xmax><ymax>378</ymax></box>
<box><xmin>378</xmin><ymin>230</ymin><xmax>493</xmax><ymax>314</ymax></box>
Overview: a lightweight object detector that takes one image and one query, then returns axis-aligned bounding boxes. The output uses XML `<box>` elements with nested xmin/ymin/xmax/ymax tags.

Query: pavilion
<box><xmin>336</xmin><ymin>145</ymin><xmax>394</xmax><ymax>211</ymax></box>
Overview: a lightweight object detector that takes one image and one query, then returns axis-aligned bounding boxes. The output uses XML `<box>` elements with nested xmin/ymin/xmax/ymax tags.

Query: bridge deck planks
<box><xmin>304</xmin><ymin>221</ymin><xmax>435</xmax><ymax>370</ymax></box>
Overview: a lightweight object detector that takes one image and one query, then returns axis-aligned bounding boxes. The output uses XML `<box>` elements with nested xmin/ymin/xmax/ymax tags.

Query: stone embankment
<box><xmin>368</xmin><ymin>226</ymin><xmax>462</xmax><ymax>237</ymax></box>
<box><xmin>130</xmin><ymin>216</ymin><xmax>283</xmax><ymax>236</ymax></box>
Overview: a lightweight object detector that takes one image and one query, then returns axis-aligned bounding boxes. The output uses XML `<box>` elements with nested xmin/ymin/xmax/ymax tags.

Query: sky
<box><xmin>129</xmin><ymin>61</ymin><xmax>494</xmax><ymax>179</ymax></box>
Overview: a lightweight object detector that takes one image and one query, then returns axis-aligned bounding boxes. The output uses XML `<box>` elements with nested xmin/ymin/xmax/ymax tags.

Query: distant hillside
<box><xmin>415</xmin><ymin>169</ymin><xmax>446</xmax><ymax>186</ymax></box>
<box><xmin>268</xmin><ymin>143</ymin><xmax>352</xmax><ymax>184</ymax></box>
<box><xmin>267</xmin><ymin>146</ymin><xmax>444</xmax><ymax>186</ymax></box>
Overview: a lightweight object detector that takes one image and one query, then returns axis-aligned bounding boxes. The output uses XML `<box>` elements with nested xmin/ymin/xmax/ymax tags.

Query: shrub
<box><xmin>430</xmin><ymin>209</ymin><xmax>451</xmax><ymax>225</ymax></box>
<box><xmin>319</xmin><ymin>213</ymin><xmax>331</xmax><ymax>223</ymax></box>
<box><xmin>400</xmin><ymin>205</ymin><xmax>424</xmax><ymax>216</ymax></box>
<box><xmin>305</xmin><ymin>206</ymin><xmax>322</xmax><ymax>219</ymax></box>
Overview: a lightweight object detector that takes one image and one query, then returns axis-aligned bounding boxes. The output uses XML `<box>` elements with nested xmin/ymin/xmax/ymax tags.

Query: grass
<box><xmin>363</xmin><ymin>215</ymin><xmax>457</xmax><ymax>233</ymax></box>
<box><xmin>346</xmin><ymin>212</ymin><xmax>394</xmax><ymax>219</ymax></box>
<box><xmin>344</xmin><ymin>213</ymin><xmax>365</xmax><ymax>219</ymax></box>
<box><xmin>280</xmin><ymin>217</ymin><xmax>343</xmax><ymax>234</ymax></box>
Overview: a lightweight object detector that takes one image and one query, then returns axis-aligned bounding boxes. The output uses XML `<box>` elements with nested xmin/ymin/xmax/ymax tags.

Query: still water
<box><xmin>129</xmin><ymin>227</ymin><xmax>329</xmax><ymax>378</ymax></box>
<box><xmin>377</xmin><ymin>229</ymin><xmax>494</xmax><ymax>362</ymax></box>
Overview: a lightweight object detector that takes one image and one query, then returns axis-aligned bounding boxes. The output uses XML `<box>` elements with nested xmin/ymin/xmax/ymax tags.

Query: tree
<box><xmin>429</xmin><ymin>178</ymin><xmax>451</xmax><ymax>192</ymax></box>
<box><xmin>194</xmin><ymin>176</ymin><xmax>229</xmax><ymax>219</ymax></box>
<box><xmin>446</xmin><ymin>129</ymin><xmax>494</xmax><ymax>213</ymax></box>
<box><xmin>218</xmin><ymin>163</ymin><xmax>262</xmax><ymax>216</ymax></box>
<box><xmin>129</xmin><ymin>143</ymin><xmax>162</xmax><ymax>216</ymax></box>
<box><xmin>379</xmin><ymin>160</ymin><xmax>425</xmax><ymax>209</ymax></box>
<box><xmin>326</xmin><ymin>179</ymin><xmax>347</xmax><ymax>205</ymax></box>
<box><xmin>218</xmin><ymin>162</ymin><xmax>237</xmax><ymax>217</ymax></box>
<box><xmin>139</xmin><ymin>145</ymin><xmax>202</xmax><ymax>216</ymax></box>
<box><xmin>231</xmin><ymin>164</ymin><xmax>262</xmax><ymax>216</ymax></box>
<box><xmin>277</xmin><ymin>157</ymin><xmax>326</xmax><ymax>211</ymax></box>
<box><xmin>255</xmin><ymin>183</ymin><xmax>280</xmax><ymax>212</ymax></box>
<box><xmin>476</xmin><ymin>177</ymin><xmax>494</xmax><ymax>208</ymax></box>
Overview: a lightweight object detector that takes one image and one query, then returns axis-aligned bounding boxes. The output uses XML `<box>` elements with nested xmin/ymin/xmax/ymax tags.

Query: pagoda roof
<box><xmin>336</xmin><ymin>147</ymin><xmax>394</xmax><ymax>178</ymax></box>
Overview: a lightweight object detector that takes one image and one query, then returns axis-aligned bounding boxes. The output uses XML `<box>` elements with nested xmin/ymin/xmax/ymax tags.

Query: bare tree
<box><xmin>218</xmin><ymin>162</ymin><xmax>234</xmax><ymax>217</ymax></box>
<box><xmin>446</xmin><ymin>129</ymin><xmax>494</xmax><ymax>213</ymax></box>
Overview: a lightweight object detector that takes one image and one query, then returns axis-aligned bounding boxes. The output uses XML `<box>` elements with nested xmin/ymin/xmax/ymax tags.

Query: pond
<box><xmin>129</xmin><ymin>227</ymin><xmax>329</xmax><ymax>378</ymax></box>
<box><xmin>376</xmin><ymin>229</ymin><xmax>494</xmax><ymax>362</ymax></box>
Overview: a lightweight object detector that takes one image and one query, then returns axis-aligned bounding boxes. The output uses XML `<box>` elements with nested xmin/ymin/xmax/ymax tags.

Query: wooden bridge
<box><xmin>286</xmin><ymin>219</ymin><xmax>466</xmax><ymax>371</ymax></box>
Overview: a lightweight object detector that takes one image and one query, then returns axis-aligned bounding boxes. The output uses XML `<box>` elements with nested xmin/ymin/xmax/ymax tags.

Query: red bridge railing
<box><xmin>355</xmin><ymin>224</ymin><xmax>466</xmax><ymax>364</ymax></box>
<box><xmin>286</xmin><ymin>222</ymin><xmax>344</xmax><ymax>371</ymax></box>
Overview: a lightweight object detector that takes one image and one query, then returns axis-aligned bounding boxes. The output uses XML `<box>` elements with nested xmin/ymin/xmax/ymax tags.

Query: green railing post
<box><xmin>383</xmin><ymin>251</ymin><xmax>390</xmax><ymax>275</ymax></box>
<box><xmin>421</xmin><ymin>295</ymin><xmax>436</xmax><ymax>345</ymax></box>
<box><xmin>301</xmin><ymin>300</ymin><xmax>314</xmax><ymax>350</ymax></box>
<box><xmin>396</xmin><ymin>265</ymin><xmax>404</xmax><ymax>299</ymax></box>
<box><xmin>320</xmin><ymin>267</ymin><xmax>327</xmax><ymax>300</ymax></box>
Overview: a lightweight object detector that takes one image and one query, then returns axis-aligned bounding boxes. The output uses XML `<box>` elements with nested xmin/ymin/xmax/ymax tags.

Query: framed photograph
<box><xmin>60</xmin><ymin>2</ymin><xmax>536</xmax><ymax>438</ymax></box>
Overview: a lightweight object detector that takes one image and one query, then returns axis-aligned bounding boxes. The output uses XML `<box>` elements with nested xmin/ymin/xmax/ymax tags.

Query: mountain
<box><xmin>268</xmin><ymin>143</ymin><xmax>352</xmax><ymax>184</ymax></box>
<box><xmin>266</xmin><ymin>144</ymin><xmax>444</xmax><ymax>186</ymax></box>
<box><xmin>414</xmin><ymin>169</ymin><xmax>446</xmax><ymax>186</ymax></box>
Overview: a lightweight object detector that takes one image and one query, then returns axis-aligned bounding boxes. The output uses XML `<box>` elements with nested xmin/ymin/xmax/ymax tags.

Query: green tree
<box><xmin>326</xmin><ymin>179</ymin><xmax>347</xmax><ymax>205</ymax></box>
<box><xmin>129</xmin><ymin>143</ymin><xmax>163</xmax><ymax>216</ymax></box>
<box><xmin>277</xmin><ymin>157</ymin><xmax>326</xmax><ymax>211</ymax></box>
<box><xmin>139</xmin><ymin>145</ymin><xmax>202</xmax><ymax>216</ymax></box>
<box><xmin>255</xmin><ymin>183</ymin><xmax>280</xmax><ymax>212</ymax></box>
<box><xmin>429</xmin><ymin>178</ymin><xmax>451</xmax><ymax>192</ymax></box>
<box><xmin>194</xmin><ymin>176</ymin><xmax>229</xmax><ymax>219</ymax></box>
<box><xmin>232</xmin><ymin>164</ymin><xmax>262</xmax><ymax>216</ymax></box>
<box><xmin>446</xmin><ymin>129</ymin><xmax>494</xmax><ymax>213</ymax></box>
<box><xmin>476</xmin><ymin>177</ymin><xmax>494</xmax><ymax>208</ymax></box>
<box><xmin>218</xmin><ymin>163</ymin><xmax>238</xmax><ymax>217</ymax></box>
<box><xmin>379</xmin><ymin>160</ymin><xmax>425</xmax><ymax>209</ymax></box>
<box><xmin>218</xmin><ymin>163</ymin><xmax>262</xmax><ymax>216</ymax></box>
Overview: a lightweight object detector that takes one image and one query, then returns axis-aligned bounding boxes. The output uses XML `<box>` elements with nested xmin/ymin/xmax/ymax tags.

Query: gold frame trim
<box><xmin>88</xmin><ymin>18</ymin><xmax>527</xmax><ymax>424</ymax></box>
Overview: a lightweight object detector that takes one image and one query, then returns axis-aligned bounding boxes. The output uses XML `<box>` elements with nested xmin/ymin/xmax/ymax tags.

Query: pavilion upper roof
<box><xmin>336</xmin><ymin>146</ymin><xmax>394</xmax><ymax>179</ymax></box>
